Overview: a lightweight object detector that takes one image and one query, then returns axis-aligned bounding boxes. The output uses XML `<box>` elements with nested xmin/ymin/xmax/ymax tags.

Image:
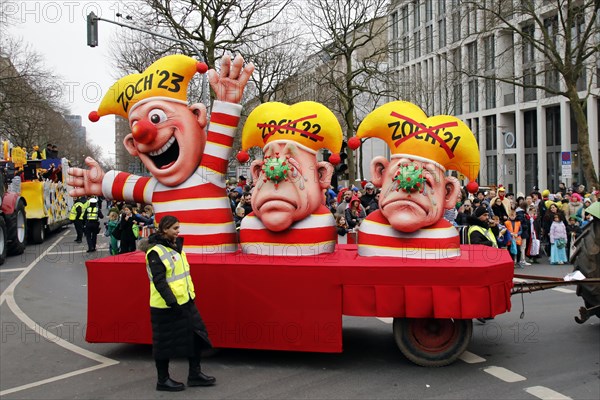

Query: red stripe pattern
<box><xmin>240</xmin><ymin>205</ymin><xmax>337</xmax><ymax>255</ymax></box>
<box><xmin>358</xmin><ymin>211</ymin><xmax>460</xmax><ymax>258</ymax></box>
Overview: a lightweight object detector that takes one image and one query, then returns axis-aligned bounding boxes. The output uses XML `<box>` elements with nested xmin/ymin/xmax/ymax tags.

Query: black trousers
<box><xmin>85</xmin><ymin>221</ymin><xmax>99</xmax><ymax>250</ymax></box>
<box><xmin>155</xmin><ymin>334</ymin><xmax>204</xmax><ymax>380</ymax></box>
<box><xmin>74</xmin><ymin>220</ymin><xmax>84</xmax><ymax>241</ymax></box>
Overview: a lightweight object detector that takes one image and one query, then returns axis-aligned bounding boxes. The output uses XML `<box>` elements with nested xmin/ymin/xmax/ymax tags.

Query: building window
<box><xmin>468</xmin><ymin>80</ymin><xmax>479</xmax><ymax>112</ymax></box>
<box><xmin>425</xmin><ymin>0</ymin><xmax>433</xmax><ymax>21</ymax></box>
<box><xmin>522</xmin><ymin>24</ymin><xmax>535</xmax><ymax>64</ymax></box>
<box><xmin>485</xmin><ymin>115</ymin><xmax>497</xmax><ymax>151</ymax></box>
<box><xmin>438</xmin><ymin>18</ymin><xmax>446</xmax><ymax>48</ymax></box>
<box><xmin>524</xmin><ymin>110</ymin><xmax>537</xmax><ymax>148</ymax></box>
<box><xmin>545</xmin><ymin>106</ymin><xmax>561</xmax><ymax>147</ymax></box>
<box><xmin>485</xmin><ymin>78</ymin><xmax>496</xmax><ymax>109</ymax></box>
<box><xmin>414</xmin><ymin>30</ymin><xmax>421</xmax><ymax>58</ymax></box>
<box><xmin>544</xmin><ymin>63</ymin><xmax>559</xmax><ymax>94</ymax></box>
<box><xmin>392</xmin><ymin>41</ymin><xmax>399</xmax><ymax>67</ymax></box>
<box><xmin>438</xmin><ymin>0</ymin><xmax>446</xmax><ymax>15</ymax></box>
<box><xmin>403</xmin><ymin>36</ymin><xmax>410</xmax><ymax>63</ymax></box>
<box><xmin>453</xmin><ymin>84</ymin><xmax>462</xmax><ymax>115</ymax></box>
<box><xmin>401</xmin><ymin>6</ymin><xmax>409</xmax><ymax>34</ymax></box>
<box><xmin>426</xmin><ymin>25</ymin><xmax>433</xmax><ymax>52</ymax></box>
<box><xmin>391</xmin><ymin>12</ymin><xmax>399</xmax><ymax>40</ymax></box>
<box><xmin>486</xmin><ymin>155</ymin><xmax>497</xmax><ymax>184</ymax></box>
<box><xmin>525</xmin><ymin>153</ymin><xmax>538</xmax><ymax>191</ymax></box>
<box><xmin>523</xmin><ymin>67</ymin><xmax>536</xmax><ymax>101</ymax></box>
<box><xmin>466</xmin><ymin>42</ymin><xmax>477</xmax><ymax>73</ymax></box>
<box><xmin>413</xmin><ymin>0</ymin><xmax>421</xmax><ymax>29</ymax></box>
<box><xmin>483</xmin><ymin>35</ymin><xmax>495</xmax><ymax>71</ymax></box>
<box><xmin>452</xmin><ymin>9</ymin><xmax>461</xmax><ymax>43</ymax></box>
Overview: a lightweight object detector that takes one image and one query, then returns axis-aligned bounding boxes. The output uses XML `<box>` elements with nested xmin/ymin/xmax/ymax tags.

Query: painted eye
<box><xmin>148</xmin><ymin>109</ymin><xmax>167</xmax><ymax>124</ymax></box>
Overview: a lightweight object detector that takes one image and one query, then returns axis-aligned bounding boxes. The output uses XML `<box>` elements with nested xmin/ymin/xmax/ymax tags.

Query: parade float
<box><xmin>72</xmin><ymin>54</ymin><xmax>516</xmax><ymax>367</ymax></box>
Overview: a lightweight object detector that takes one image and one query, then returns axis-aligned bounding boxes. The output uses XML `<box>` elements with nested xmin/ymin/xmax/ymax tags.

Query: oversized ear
<box><xmin>316</xmin><ymin>161</ymin><xmax>334</xmax><ymax>190</ymax></box>
<box><xmin>123</xmin><ymin>134</ymin><xmax>139</xmax><ymax>157</ymax></box>
<box><xmin>443</xmin><ymin>176</ymin><xmax>461</xmax><ymax>209</ymax></box>
<box><xmin>370</xmin><ymin>156</ymin><xmax>389</xmax><ymax>188</ymax></box>
<box><xmin>189</xmin><ymin>103</ymin><xmax>207</xmax><ymax>129</ymax></box>
<box><xmin>250</xmin><ymin>159</ymin><xmax>263</xmax><ymax>183</ymax></box>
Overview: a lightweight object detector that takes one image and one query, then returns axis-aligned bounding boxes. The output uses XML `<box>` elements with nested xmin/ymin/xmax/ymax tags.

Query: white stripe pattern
<box><xmin>208</xmin><ymin>121</ymin><xmax>236</xmax><ymax>136</ymax></box>
<box><xmin>360</xmin><ymin>220</ymin><xmax>458</xmax><ymax>239</ymax></box>
<box><xmin>121</xmin><ymin>174</ymin><xmax>141</xmax><ymax>202</ymax></box>
<box><xmin>204</xmin><ymin>142</ymin><xmax>230</xmax><ymax>160</ymax></box>
<box><xmin>152</xmin><ymin>167</ymin><xmax>225</xmax><ymax>191</ymax></box>
<box><xmin>242</xmin><ymin>214</ymin><xmax>335</xmax><ymax>230</ymax></box>
<box><xmin>212</xmin><ymin>100</ymin><xmax>242</xmax><ymax>119</ymax></box>
<box><xmin>102</xmin><ymin>170</ymin><xmax>118</xmax><ymax>200</ymax></box>
<box><xmin>358</xmin><ymin>245</ymin><xmax>461</xmax><ymax>258</ymax></box>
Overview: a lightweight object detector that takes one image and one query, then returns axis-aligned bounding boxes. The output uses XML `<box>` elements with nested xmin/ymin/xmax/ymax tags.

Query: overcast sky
<box><xmin>4</xmin><ymin>0</ymin><xmax>141</xmax><ymax>162</ymax></box>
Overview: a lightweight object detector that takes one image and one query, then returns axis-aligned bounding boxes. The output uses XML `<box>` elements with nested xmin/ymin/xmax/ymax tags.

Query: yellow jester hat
<box><xmin>348</xmin><ymin>101</ymin><xmax>480</xmax><ymax>181</ymax></box>
<box><xmin>88</xmin><ymin>54</ymin><xmax>208</xmax><ymax>121</ymax></box>
<box><xmin>236</xmin><ymin>101</ymin><xmax>343</xmax><ymax>165</ymax></box>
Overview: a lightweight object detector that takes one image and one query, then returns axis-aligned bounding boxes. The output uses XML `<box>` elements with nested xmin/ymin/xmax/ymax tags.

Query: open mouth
<box><xmin>148</xmin><ymin>136</ymin><xmax>179</xmax><ymax>170</ymax></box>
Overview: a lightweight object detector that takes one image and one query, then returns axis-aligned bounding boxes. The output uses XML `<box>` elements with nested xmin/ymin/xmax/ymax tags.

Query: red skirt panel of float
<box><xmin>86</xmin><ymin>245</ymin><xmax>513</xmax><ymax>353</ymax></box>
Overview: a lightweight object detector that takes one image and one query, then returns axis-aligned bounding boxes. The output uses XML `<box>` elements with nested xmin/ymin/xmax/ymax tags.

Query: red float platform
<box><xmin>86</xmin><ymin>245</ymin><xmax>513</xmax><ymax>353</ymax></box>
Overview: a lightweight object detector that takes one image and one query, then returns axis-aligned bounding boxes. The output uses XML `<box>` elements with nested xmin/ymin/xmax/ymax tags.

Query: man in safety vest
<box><xmin>466</xmin><ymin>206</ymin><xmax>498</xmax><ymax>248</ymax></box>
<box><xmin>69</xmin><ymin>197</ymin><xmax>87</xmax><ymax>243</ymax></box>
<box><xmin>83</xmin><ymin>197</ymin><xmax>103</xmax><ymax>252</ymax></box>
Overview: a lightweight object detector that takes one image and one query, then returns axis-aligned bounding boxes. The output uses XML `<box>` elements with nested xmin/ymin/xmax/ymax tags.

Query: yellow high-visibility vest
<box><xmin>85</xmin><ymin>206</ymin><xmax>99</xmax><ymax>221</ymax></box>
<box><xmin>145</xmin><ymin>244</ymin><xmax>195</xmax><ymax>309</ymax></box>
<box><xmin>468</xmin><ymin>225</ymin><xmax>498</xmax><ymax>248</ymax></box>
<box><xmin>69</xmin><ymin>202</ymin><xmax>85</xmax><ymax>221</ymax></box>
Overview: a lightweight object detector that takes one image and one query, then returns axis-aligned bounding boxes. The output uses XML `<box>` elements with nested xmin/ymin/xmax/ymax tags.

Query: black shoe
<box><xmin>156</xmin><ymin>377</ymin><xmax>185</xmax><ymax>392</ymax></box>
<box><xmin>75</xmin><ymin>240</ymin><xmax>82</xmax><ymax>243</ymax></box>
<box><xmin>187</xmin><ymin>371</ymin><xmax>216</xmax><ymax>387</ymax></box>
<box><xmin>86</xmin><ymin>249</ymin><xmax>93</xmax><ymax>253</ymax></box>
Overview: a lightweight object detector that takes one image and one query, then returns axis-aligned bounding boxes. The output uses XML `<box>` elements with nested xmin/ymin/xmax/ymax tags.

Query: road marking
<box><xmin>0</xmin><ymin>231</ymin><xmax>119</xmax><ymax>396</ymax></box>
<box><xmin>0</xmin><ymin>268</ymin><xmax>27</xmax><ymax>273</ymax></box>
<box><xmin>525</xmin><ymin>386</ymin><xmax>572</xmax><ymax>400</ymax></box>
<box><xmin>459</xmin><ymin>351</ymin><xmax>486</xmax><ymax>363</ymax></box>
<box><xmin>483</xmin><ymin>366</ymin><xmax>526</xmax><ymax>382</ymax></box>
<box><xmin>377</xmin><ymin>317</ymin><xmax>393</xmax><ymax>324</ymax></box>
<box><xmin>551</xmin><ymin>288</ymin><xmax>576</xmax><ymax>294</ymax></box>
<box><xmin>513</xmin><ymin>278</ymin><xmax>528</xmax><ymax>282</ymax></box>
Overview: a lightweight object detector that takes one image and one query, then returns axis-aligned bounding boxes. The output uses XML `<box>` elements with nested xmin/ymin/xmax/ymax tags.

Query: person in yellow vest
<box><xmin>506</xmin><ymin>210</ymin><xmax>523</xmax><ymax>268</ymax></box>
<box><xmin>69</xmin><ymin>197</ymin><xmax>87</xmax><ymax>243</ymax></box>
<box><xmin>30</xmin><ymin>145</ymin><xmax>43</xmax><ymax>160</ymax></box>
<box><xmin>83</xmin><ymin>197</ymin><xmax>103</xmax><ymax>252</ymax></box>
<box><xmin>467</xmin><ymin>206</ymin><xmax>498</xmax><ymax>248</ymax></box>
<box><xmin>144</xmin><ymin>215</ymin><xmax>215</xmax><ymax>392</ymax></box>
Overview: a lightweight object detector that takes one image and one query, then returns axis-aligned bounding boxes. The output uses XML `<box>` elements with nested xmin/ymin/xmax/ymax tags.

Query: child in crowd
<box><xmin>336</xmin><ymin>215</ymin><xmax>349</xmax><ymax>237</ymax></box>
<box><xmin>105</xmin><ymin>211</ymin><xmax>120</xmax><ymax>255</ymax></box>
<box><xmin>505</xmin><ymin>211</ymin><xmax>523</xmax><ymax>267</ymax></box>
<box><xmin>549</xmin><ymin>213</ymin><xmax>568</xmax><ymax>264</ymax></box>
<box><xmin>566</xmin><ymin>215</ymin><xmax>582</xmax><ymax>259</ymax></box>
<box><xmin>525</xmin><ymin>206</ymin><xmax>541</xmax><ymax>263</ymax></box>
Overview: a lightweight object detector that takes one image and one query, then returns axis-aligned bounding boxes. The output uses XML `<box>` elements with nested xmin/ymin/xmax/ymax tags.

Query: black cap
<box><xmin>474</xmin><ymin>206</ymin><xmax>489</xmax><ymax>218</ymax></box>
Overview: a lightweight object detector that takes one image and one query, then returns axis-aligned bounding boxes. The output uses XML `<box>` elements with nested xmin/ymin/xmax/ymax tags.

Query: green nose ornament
<box><xmin>393</xmin><ymin>164</ymin><xmax>425</xmax><ymax>193</ymax></box>
<box><xmin>262</xmin><ymin>154</ymin><xmax>292</xmax><ymax>189</ymax></box>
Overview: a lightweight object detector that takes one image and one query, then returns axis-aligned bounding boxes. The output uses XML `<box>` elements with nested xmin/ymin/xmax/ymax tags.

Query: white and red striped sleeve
<box><xmin>201</xmin><ymin>100</ymin><xmax>242</xmax><ymax>175</ymax></box>
<box><xmin>102</xmin><ymin>170</ymin><xmax>156</xmax><ymax>204</ymax></box>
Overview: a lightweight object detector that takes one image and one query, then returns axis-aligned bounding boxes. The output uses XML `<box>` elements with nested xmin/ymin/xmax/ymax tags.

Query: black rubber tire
<box><xmin>0</xmin><ymin>216</ymin><xmax>7</xmax><ymax>265</ymax></box>
<box><xmin>29</xmin><ymin>219</ymin><xmax>46</xmax><ymax>244</ymax></box>
<box><xmin>393</xmin><ymin>318</ymin><xmax>473</xmax><ymax>367</ymax></box>
<box><xmin>7</xmin><ymin>199</ymin><xmax>26</xmax><ymax>256</ymax></box>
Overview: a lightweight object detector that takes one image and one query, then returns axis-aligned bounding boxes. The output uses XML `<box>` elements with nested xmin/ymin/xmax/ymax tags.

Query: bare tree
<box><xmin>299</xmin><ymin>0</ymin><xmax>392</xmax><ymax>183</ymax></box>
<box><xmin>461</xmin><ymin>0</ymin><xmax>599</xmax><ymax>190</ymax></box>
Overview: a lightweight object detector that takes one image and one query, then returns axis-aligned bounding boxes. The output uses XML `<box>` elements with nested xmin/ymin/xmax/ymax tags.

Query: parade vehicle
<box><xmin>20</xmin><ymin>158</ymin><xmax>72</xmax><ymax>244</ymax></box>
<box><xmin>0</xmin><ymin>144</ymin><xmax>28</xmax><ymax>265</ymax></box>
<box><xmin>86</xmin><ymin>244</ymin><xmax>514</xmax><ymax>367</ymax></box>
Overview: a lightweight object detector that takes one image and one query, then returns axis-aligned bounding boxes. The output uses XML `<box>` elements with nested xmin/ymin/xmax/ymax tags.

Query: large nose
<box><xmin>131</xmin><ymin>120</ymin><xmax>158</xmax><ymax>144</ymax></box>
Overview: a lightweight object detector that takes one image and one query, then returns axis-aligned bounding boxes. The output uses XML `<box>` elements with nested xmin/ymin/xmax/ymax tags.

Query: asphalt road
<box><xmin>0</xmin><ymin>225</ymin><xmax>598</xmax><ymax>399</ymax></box>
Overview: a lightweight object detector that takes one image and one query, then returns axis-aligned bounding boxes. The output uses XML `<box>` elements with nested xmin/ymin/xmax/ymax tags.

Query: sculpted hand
<box><xmin>208</xmin><ymin>54</ymin><xmax>255</xmax><ymax>104</ymax></box>
<box><xmin>67</xmin><ymin>157</ymin><xmax>105</xmax><ymax>198</ymax></box>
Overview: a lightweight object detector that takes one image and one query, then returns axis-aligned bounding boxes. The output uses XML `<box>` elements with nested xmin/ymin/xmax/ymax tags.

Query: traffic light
<box><xmin>336</xmin><ymin>140</ymin><xmax>349</xmax><ymax>178</ymax></box>
<box><xmin>87</xmin><ymin>12</ymin><xmax>98</xmax><ymax>47</ymax></box>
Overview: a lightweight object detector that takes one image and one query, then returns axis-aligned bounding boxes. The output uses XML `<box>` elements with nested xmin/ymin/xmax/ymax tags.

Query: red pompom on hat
<box><xmin>348</xmin><ymin>136</ymin><xmax>361</xmax><ymax>150</ymax></box>
<box><xmin>196</xmin><ymin>62</ymin><xmax>208</xmax><ymax>74</ymax></box>
<box><xmin>236</xmin><ymin>150</ymin><xmax>250</xmax><ymax>164</ymax></box>
<box><xmin>88</xmin><ymin>111</ymin><xmax>100</xmax><ymax>122</ymax></box>
<box><xmin>328</xmin><ymin>153</ymin><xmax>341</xmax><ymax>165</ymax></box>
